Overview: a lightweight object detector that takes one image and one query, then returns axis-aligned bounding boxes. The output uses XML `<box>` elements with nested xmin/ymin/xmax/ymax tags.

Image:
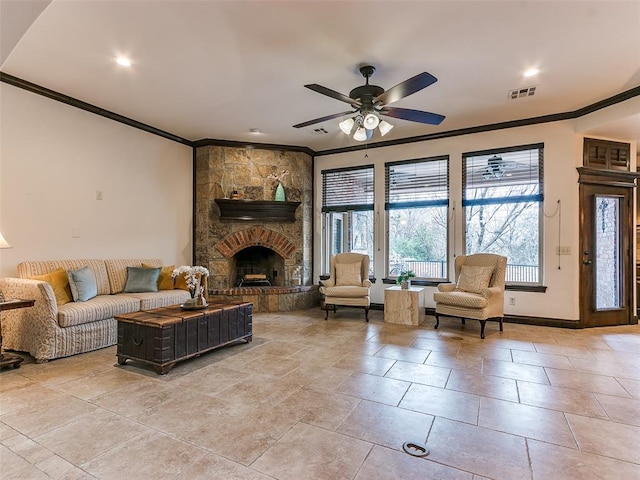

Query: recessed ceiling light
<box><xmin>115</xmin><ymin>56</ymin><xmax>131</xmax><ymax>67</ymax></box>
<box><xmin>523</xmin><ymin>68</ymin><xmax>539</xmax><ymax>77</ymax></box>
<box><xmin>249</xmin><ymin>128</ymin><xmax>262</xmax><ymax>134</ymax></box>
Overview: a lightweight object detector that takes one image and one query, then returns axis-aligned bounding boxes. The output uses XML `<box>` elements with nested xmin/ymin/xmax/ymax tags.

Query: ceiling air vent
<box><xmin>509</xmin><ymin>86</ymin><xmax>537</xmax><ymax>100</ymax></box>
<box><xmin>310</xmin><ymin>127</ymin><xmax>329</xmax><ymax>135</ymax></box>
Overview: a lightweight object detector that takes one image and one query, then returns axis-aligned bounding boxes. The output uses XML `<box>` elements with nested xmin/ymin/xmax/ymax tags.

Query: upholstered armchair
<box><xmin>319</xmin><ymin>253</ymin><xmax>371</xmax><ymax>322</ymax></box>
<box><xmin>433</xmin><ymin>253</ymin><xmax>507</xmax><ymax>338</ymax></box>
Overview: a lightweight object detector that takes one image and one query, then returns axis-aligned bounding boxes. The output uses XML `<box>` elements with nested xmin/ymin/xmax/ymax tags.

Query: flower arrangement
<box><xmin>267</xmin><ymin>169</ymin><xmax>290</xmax><ymax>184</ymax></box>
<box><xmin>396</xmin><ymin>270</ymin><xmax>416</xmax><ymax>286</ymax></box>
<box><xmin>172</xmin><ymin>265</ymin><xmax>209</xmax><ymax>298</ymax></box>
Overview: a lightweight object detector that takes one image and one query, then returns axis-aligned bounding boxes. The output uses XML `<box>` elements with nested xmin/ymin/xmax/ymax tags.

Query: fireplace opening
<box><xmin>231</xmin><ymin>246</ymin><xmax>285</xmax><ymax>287</ymax></box>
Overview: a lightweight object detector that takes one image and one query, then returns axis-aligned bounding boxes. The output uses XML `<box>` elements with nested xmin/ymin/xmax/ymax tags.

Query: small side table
<box><xmin>0</xmin><ymin>299</ymin><xmax>35</xmax><ymax>370</ymax></box>
<box><xmin>384</xmin><ymin>286</ymin><xmax>425</xmax><ymax>326</ymax></box>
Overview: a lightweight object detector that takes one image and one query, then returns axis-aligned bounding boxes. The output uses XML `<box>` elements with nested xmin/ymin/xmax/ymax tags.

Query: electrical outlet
<box><xmin>509</xmin><ymin>297</ymin><xmax>516</xmax><ymax>306</ymax></box>
<box><xmin>96</xmin><ymin>190</ymin><xmax>103</xmax><ymax>200</ymax></box>
<box><xmin>556</xmin><ymin>246</ymin><xmax>571</xmax><ymax>255</ymax></box>
<box><xmin>72</xmin><ymin>228</ymin><xmax>80</xmax><ymax>238</ymax></box>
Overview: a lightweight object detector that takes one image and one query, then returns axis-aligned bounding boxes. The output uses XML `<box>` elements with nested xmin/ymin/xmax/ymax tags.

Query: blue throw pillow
<box><xmin>67</xmin><ymin>266</ymin><xmax>98</xmax><ymax>302</ymax></box>
<box><xmin>124</xmin><ymin>266</ymin><xmax>160</xmax><ymax>293</ymax></box>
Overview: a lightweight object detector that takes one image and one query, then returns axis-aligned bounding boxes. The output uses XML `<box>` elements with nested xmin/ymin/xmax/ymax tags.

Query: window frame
<box><xmin>385</xmin><ymin>155</ymin><xmax>450</xmax><ymax>282</ymax></box>
<box><xmin>462</xmin><ymin>143</ymin><xmax>544</xmax><ymax>286</ymax></box>
<box><xmin>321</xmin><ymin>165</ymin><xmax>375</xmax><ymax>276</ymax></box>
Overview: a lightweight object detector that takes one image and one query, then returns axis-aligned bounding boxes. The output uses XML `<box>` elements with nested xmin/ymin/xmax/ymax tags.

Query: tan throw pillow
<box><xmin>335</xmin><ymin>262</ymin><xmax>362</xmax><ymax>286</ymax></box>
<box><xmin>455</xmin><ymin>265</ymin><xmax>494</xmax><ymax>294</ymax></box>
<box><xmin>30</xmin><ymin>268</ymin><xmax>73</xmax><ymax>306</ymax></box>
<box><xmin>142</xmin><ymin>263</ymin><xmax>175</xmax><ymax>290</ymax></box>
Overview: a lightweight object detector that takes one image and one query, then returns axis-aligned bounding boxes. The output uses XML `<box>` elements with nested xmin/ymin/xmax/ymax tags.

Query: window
<box><xmin>463</xmin><ymin>144</ymin><xmax>543</xmax><ymax>284</ymax></box>
<box><xmin>321</xmin><ymin>165</ymin><xmax>374</xmax><ymax>274</ymax></box>
<box><xmin>386</xmin><ymin>156</ymin><xmax>449</xmax><ymax>280</ymax></box>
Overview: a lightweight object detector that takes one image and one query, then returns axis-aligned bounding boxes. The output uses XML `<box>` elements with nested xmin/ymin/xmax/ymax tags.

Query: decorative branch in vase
<box><xmin>267</xmin><ymin>169</ymin><xmax>289</xmax><ymax>201</ymax></box>
<box><xmin>172</xmin><ymin>265</ymin><xmax>210</xmax><ymax>308</ymax></box>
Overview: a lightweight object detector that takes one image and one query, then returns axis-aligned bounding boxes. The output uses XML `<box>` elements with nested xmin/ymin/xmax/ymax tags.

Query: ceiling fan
<box><xmin>293</xmin><ymin>65</ymin><xmax>445</xmax><ymax>141</ymax></box>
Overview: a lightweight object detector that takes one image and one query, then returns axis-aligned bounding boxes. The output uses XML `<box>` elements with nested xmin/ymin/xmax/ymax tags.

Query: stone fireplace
<box><xmin>194</xmin><ymin>143</ymin><xmax>318</xmax><ymax>312</ymax></box>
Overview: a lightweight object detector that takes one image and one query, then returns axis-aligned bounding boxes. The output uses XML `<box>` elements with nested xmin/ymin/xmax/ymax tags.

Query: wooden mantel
<box><xmin>214</xmin><ymin>199</ymin><xmax>301</xmax><ymax>222</ymax></box>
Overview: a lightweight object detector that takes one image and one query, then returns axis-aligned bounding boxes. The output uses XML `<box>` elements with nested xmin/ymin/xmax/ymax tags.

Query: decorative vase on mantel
<box><xmin>275</xmin><ymin>182</ymin><xmax>286</xmax><ymax>201</ymax></box>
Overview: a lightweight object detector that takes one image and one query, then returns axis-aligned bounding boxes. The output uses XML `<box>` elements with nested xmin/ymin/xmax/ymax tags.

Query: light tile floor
<box><xmin>1</xmin><ymin>309</ymin><xmax>639</xmax><ymax>479</ymax></box>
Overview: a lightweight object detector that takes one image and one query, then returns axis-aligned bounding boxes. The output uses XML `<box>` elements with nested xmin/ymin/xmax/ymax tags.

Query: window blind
<box><xmin>463</xmin><ymin>144</ymin><xmax>543</xmax><ymax>206</ymax></box>
<box><xmin>322</xmin><ymin>165</ymin><xmax>374</xmax><ymax>212</ymax></box>
<box><xmin>385</xmin><ymin>156</ymin><xmax>449</xmax><ymax>209</ymax></box>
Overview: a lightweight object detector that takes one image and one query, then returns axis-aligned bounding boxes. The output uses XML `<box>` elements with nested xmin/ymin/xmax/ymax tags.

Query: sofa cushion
<box><xmin>124</xmin><ymin>267</ymin><xmax>160</xmax><ymax>293</ymax></box>
<box><xmin>57</xmin><ymin>294</ymin><xmax>140</xmax><ymax>327</ymax></box>
<box><xmin>30</xmin><ymin>268</ymin><xmax>73</xmax><ymax>306</ymax></box>
<box><xmin>104</xmin><ymin>259</ymin><xmax>163</xmax><ymax>294</ymax></box>
<box><xmin>120</xmin><ymin>289</ymin><xmax>192</xmax><ymax>310</ymax></box>
<box><xmin>68</xmin><ymin>266</ymin><xmax>98</xmax><ymax>302</ymax></box>
<box><xmin>142</xmin><ymin>263</ymin><xmax>175</xmax><ymax>290</ymax></box>
<box><xmin>18</xmin><ymin>259</ymin><xmax>111</xmax><ymax>296</ymax></box>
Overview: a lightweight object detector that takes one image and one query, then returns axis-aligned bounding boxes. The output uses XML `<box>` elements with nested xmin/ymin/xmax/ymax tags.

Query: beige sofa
<box><xmin>0</xmin><ymin>259</ymin><xmax>191</xmax><ymax>362</ymax></box>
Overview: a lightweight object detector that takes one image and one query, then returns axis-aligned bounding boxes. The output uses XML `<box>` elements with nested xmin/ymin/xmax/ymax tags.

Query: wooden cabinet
<box><xmin>583</xmin><ymin>138</ymin><xmax>630</xmax><ymax>171</ymax></box>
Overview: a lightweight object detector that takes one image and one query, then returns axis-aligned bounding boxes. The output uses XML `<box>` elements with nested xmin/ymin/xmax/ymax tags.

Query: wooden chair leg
<box><xmin>364</xmin><ymin>307</ymin><xmax>369</xmax><ymax>322</ymax></box>
<box><xmin>479</xmin><ymin>320</ymin><xmax>487</xmax><ymax>339</ymax></box>
<box><xmin>461</xmin><ymin>318</ymin><xmax>466</xmax><ymax>325</ymax></box>
<box><xmin>499</xmin><ymin>317</ymin><xmax>504</xmax><ymax>332</ymax></box>
<box><xmin>324</xmin><ymin>305</ymin><xmax>330</xmax><ymax>320</ymax></box>
<box><xmin>434</xmin><ymin>313</ymin><xmax>440</xmax><ymax>329</ymax></box>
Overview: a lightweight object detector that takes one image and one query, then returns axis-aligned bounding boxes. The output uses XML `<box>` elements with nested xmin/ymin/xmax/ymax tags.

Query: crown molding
<box><xmin>3</xmin><ymin>70</ymin><xmax>637</xmax><ymax>156</ymax></box>
<box><xmin>0</xmin><ymin>71</ymin><xmax>193</xmax><ymax>146</ymax></box>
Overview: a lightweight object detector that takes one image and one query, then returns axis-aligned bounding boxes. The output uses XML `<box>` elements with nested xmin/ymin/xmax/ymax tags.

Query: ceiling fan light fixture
<box><xmin>353</xmin><ymin>126</ymin><xmax>367</xmax><ymax>141</ymax></box>
<box><xmin>378</xmin><ymin>120</ymin><xmax>393</xmax><ymax>136</ymax></box>
<box><xmin>363</xmin><ymin>113</ymin><xmax>380</xmax><ymax>130</ymax></box>
<box><xmin>339</xmin><ymin>117</ymin><xmax>355</xmax><ymax>135</ymax></box>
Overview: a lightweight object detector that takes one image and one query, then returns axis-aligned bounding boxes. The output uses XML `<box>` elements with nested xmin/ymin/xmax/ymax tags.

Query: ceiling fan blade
<box><xmin>304</xmin><ymin>84</ymin><xmax>362</xmax><ymax>108</ymax></box>
<box><xmin>293</xmin><ymin>110</ymin><xmax>356</xmax><ymax>129</ymax></box>
<box><xmin>379</xmin><ymin>107</ymin><xmax>445</xmax><ymax>125</ymax></box>
<box><xmin>374</xmin><ymin>72</ymin><xmax>438</xmax><ymax>106</ymax></box>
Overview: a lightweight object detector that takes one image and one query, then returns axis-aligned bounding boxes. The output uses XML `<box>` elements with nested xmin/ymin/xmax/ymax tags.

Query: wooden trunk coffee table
<box><xmin>115</xmin><ymin>302</ymin><xmax>252</xmax><ymax>374</ymax></box>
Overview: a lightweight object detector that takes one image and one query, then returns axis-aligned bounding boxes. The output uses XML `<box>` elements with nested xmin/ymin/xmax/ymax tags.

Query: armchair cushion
<box><xmin>455</xmin><ymin>265</ymin><xmax>494</xmax><ymax>294</ymax></box>
<box><xmin>322</xmin><ymin>285</ymin><xmax>370</xmax><ymax>298</ymax></box>
<box><xmin>335</xmin><ymin>262</ymin><xmax>362</xmax><ymax>286</ymax></box>
<box><xmin>433</xmin><ymin>290</ymin><xmax>488</xmax><ymax>309</ymax></box>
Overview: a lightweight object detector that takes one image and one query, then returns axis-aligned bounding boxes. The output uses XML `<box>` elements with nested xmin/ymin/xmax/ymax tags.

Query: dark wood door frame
<box><xmin>577</xmin><ymin>167</ymin><xmax>640</xmax><ymax>327</ymax></box>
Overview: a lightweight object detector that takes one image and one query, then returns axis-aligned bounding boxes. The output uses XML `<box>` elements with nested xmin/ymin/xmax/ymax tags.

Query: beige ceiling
<box><xmin>2</xmin><ymin>0</ymin><xmax>639</xmax><ymax>152</ymax></box>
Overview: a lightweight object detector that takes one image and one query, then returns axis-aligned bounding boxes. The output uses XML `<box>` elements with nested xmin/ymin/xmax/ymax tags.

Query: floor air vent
<box><xmin>509</xmin><ymin>86</ymin><xmax>536</xmax><ymax>100</ymax></box>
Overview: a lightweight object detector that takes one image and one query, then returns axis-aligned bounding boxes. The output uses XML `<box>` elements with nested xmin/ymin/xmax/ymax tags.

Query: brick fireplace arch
<box><xmin>214</xmin><ymin>226</ymin><xmax>296</xmax><ymax>259</ymax></box>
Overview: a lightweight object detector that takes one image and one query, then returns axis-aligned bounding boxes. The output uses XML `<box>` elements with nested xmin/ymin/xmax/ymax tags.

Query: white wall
<box><xmin>314</xmin><ymin>121</ymin><xmax>581</xmax><ymax>321</ymax></box>
<box><xmin>0</xmin><ymin>83</ymin><xmax>193</xmax><ymax>276</ymax></box>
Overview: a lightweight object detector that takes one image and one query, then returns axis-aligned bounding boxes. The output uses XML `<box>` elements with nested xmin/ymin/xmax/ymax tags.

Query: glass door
<box><xmin>580</xmin><ymin>183</ymin><xmax>633</xmax><ymax>327</ymax></box>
